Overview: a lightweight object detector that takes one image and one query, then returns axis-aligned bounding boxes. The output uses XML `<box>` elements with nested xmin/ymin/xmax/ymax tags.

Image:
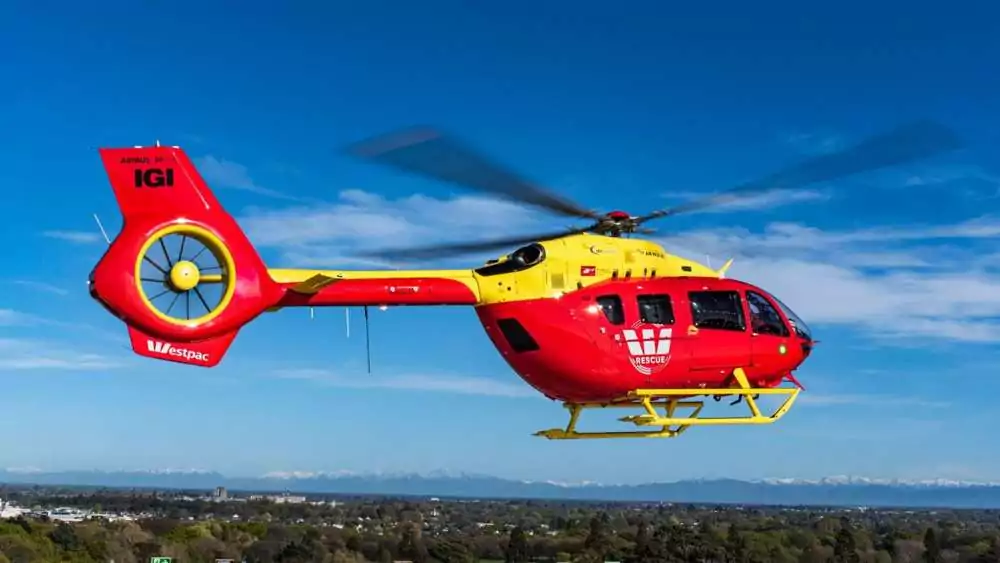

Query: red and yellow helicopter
<box><xmin>88</xmin><ymin>122</ymin><xmax>960</xmax><ymax>439</ymax></box>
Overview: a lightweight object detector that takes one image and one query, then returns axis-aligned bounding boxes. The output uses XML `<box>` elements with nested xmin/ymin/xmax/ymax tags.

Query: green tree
<box><xmin>582</xmin><ymin>513</ymin><xmax>612</xmax><ymax>561</ymax></box>
<box><xmin>397</xmin><ymin>522</ymin><xmax>430</xmax><ymax>563</ymax></box>
<box><xmin>376</xmin><ymin>539</ymin><xmax>395</xmax><ymax>563</ymax></box>
<box><xmin>506</xmin><ymin>526</ymin><xmax>530</xmax><ymax>563</ymax></box>
<box><xmin>277</xmin><ymin>540</ymin><xmax>314</xmax><ymax>563</ymax></box>
<box><xmin>48</xmin><ymin>523</ymin><xmax>80</xmax><ymax>553</ymax></box>
<box><xmin>799</xmin><ymin>541</ymin><xmax>832</xmax><ymax>563</ymax></box>
<box><xmin>834</xmin><ymin>518</ymin><xmax>859</xmax><ymax>563</ymax></box>
<box><xmin>727</xmin><ymin>524</ymin><xmax>749</xmax><ymax>563</ymax></box>
<box><xmin>976</xmin><ymin>536</ymin><xmax>1000</xmax><ymax>563</ymax></box>
<box><xmin>626</xmin><ymin>519</ymin><xmax>656</xmax><ymax>563</ymax></box>
<box><xmin>431</xmin><ymin>537</ymin><xmax>475</xmax><ymax>563</ymax></box>
<box><xmin>923</xmin><ymin>528</ymin><xmax>941</xmax><ymax>563</ymax></box>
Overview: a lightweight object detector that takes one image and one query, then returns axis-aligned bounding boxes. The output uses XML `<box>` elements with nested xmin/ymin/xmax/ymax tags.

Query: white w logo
<box><xmin>621</xmin><ymin>327</ymin><xmax>673</xmax><ymax>376</ymax></box>
<box><xmin>147</xmin><ymin>340</ymin><xmax>172</xmax><ymax>354</ymax></box>
<box><xmin>622</xmin><ymin>327</ymin><xmax>672</xmax><ymax>356</ymax></box>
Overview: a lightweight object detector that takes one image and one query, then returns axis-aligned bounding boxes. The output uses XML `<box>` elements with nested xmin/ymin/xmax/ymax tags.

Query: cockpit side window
<box><xmin>637</xmin><ymin>294</ymin><xmax>675</xmax><ymax>325</ymax></box>
<box><xmin>689</xmin><ymin>290</ymin><xmax>746</xmax><ymax>332</ymax></box>
<box><xmin>746</xmin><ymin>291</ymin><xmax>790</xmax><ymax>337</ymax></box>
<box><xmin>596</xmin><ymin>295</ymin><xmax>625</xmax><ymax>325</ymax></box>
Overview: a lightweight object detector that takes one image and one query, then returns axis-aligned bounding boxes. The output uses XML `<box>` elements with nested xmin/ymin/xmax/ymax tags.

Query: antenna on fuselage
<box><xmin>717</xmin><ymin>258</ymin><xmax>735</xmax><ymax>278</ymax></box>
<box><xmin>344</xmin><ymin>306</ymin><xmax>371</xmax><ymax>373</ymax></box>
<box><xmin>92</xmin><ymin>213</ymin><xmax>111</xmax><ymax>245</ymax></box>
<box><xmin>363</xmin><ymin>305</ymin><xmax>372</xmax><ymax>374</ymax></box>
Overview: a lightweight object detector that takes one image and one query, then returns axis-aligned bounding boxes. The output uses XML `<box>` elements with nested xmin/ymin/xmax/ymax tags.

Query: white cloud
<box><xmin>801</xmin><ymin>394</ymin><xmax>951</xmax><ymax>408</ymax></box>
<box><xmin>661</xmin><ymin>219</ymin><xmax>1000</xmax><ymax>256</ymax></box>
<box><xmin>8</xmin><ymin>280</ymin><xmax>69</xmax><ymax>296</ymax></box>
<box><xmin>239</xmin><ymin>189</ymin><xmax>546</xmax><ymax>264</ymax></box>
<box><xmin>273</xmin><ymin>368</ymin><xmax>536</xmax><ymax>398</ymax></box>
<box><xmin>662</xmin><ymin>188</ymin><xmax>831</xmax><ymax>214</ymax></box>
<box><xmin>658</xmin><ymin>217</ymin><xmax>1000</xmax><ymax>342</ymax></box>
<box><xmin>0</xmin><ymin>338</ymin><xmax>124</xmax><ymax>371</ymax></box>
<box><xmin>0</xmin><ymin>309</ymin><xmax>43</xmax><ymax>326</ymax></box>
<box><xmin>195</xmin><ymin>155</ymin><xmax>306</xmax><ymax>201</ymax></box>
<box><xmin>42</xmin><ymin>230</ymin><xmax>102</xmax><ymax>244</ymax></box>
<box><xmin>901</xmin><ymin>163</ymin><xmax>999</xmax><ymax>189</ymax></box>
<box><xmin>0</xmin><ymin>308</ymin><xmax>127</xmax><ymax>349</ymax></box>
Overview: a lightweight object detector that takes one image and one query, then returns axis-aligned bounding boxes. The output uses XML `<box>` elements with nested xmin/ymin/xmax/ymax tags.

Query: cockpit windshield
<box><xmin>770</xmin><ymin>294</ymin><xmax>813</xmax><ymax>341</ymax></box>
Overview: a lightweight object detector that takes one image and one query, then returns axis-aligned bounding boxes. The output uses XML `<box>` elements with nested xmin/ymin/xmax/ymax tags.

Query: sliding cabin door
<box><xmin>686</xmin><ymin>289</ymin><xmax>752</xmax><ymax>373</ymax></box>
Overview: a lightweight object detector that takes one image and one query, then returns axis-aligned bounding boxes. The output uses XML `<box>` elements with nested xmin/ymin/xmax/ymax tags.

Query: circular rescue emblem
<box><xmin>615</xmin><ymin>321</ymin><xmax>673</xmax><ymax>376</ymax></box>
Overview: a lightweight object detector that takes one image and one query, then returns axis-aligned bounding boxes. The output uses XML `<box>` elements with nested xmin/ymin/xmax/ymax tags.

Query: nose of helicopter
<box><xmin>744</xmin><ymin>286</ymin><xmax>816</xmax><ymax>387</ymax></box>
<box><xmin>765</xmin><ymin>292</ymin><xmax>813</xmax><ymax>346</ymax></box>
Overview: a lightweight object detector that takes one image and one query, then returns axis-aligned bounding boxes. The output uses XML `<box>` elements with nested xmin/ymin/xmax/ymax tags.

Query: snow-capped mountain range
<box><xmin>3</xmin><ymin>468</ymin><xmax>1000</xmax><ymax>508</ymax></box>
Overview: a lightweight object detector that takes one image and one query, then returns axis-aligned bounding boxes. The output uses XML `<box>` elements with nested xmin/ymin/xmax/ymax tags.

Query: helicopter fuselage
<box><xmin>476</xmin><ymin>275</ymin><xmax>811</xmax><ymax>402</ymax></box>
<box><xmin>267</xmin><ymin>233</ymin><xmax>813</xmax><ymax>403</ymax></box>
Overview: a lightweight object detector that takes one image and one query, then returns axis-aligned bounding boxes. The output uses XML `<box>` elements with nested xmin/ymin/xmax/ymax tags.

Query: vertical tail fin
<box><xmin>90</xmin><ymin>145</ymin><xmax>282</xmax><ymax>366</ymax></box>
<box><xmin>99</xmin><ymin>146</ymin><xmax>227</xmax><ymax>221</ymax></box>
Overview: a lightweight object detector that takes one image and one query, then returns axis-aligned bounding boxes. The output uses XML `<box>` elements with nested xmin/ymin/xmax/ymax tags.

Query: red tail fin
<box><xmin>100</xmin><ymin>147</ymin><xmax>227</xmax><ymax>220</ymax></box>
<box><xmin>90</xmin><ymin>145</ymin><xmax>282</xmax><ymax>366</ymax></box>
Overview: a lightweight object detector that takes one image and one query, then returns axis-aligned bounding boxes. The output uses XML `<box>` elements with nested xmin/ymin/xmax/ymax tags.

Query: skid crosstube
<box><xmin>534</xmin><ymin>368</ymin><xmax>801</xmax><ymax>440</ymax></box>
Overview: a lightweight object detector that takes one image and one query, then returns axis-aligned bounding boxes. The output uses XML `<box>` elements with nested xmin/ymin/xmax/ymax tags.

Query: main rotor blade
<box><xmin>356</xmin><ymin>226</ymin><xmax>594</xmax><ymax>261</ymax></box>
<box><xmin>346</xmin><ymin>127</ymin><xmax>603</xmax><ymax>221</ymax></box>
<box><xmin>635</xmin><ymin>120</ymin><xmax>964</xmax><ymax>222</ymax></box>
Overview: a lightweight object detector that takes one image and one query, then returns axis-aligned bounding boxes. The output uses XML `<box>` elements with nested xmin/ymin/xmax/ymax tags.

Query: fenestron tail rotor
<box><xmin>347</xmin><ymin>120</ymin><xmax>964</xmax><ymax>261</ymax></box>
<box><xmin>136</xmin><ymin>225</ymin><xmax>235</xmax><ymax>324</ymax></box>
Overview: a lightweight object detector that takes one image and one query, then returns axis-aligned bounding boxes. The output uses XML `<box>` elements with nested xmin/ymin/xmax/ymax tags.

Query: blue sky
<box><xmin>2</xmin><ymin>0</ymin><xmax>1000</xmax><ymax>484</ymax></box>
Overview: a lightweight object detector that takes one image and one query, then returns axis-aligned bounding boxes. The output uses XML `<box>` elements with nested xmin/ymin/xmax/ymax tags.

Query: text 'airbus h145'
<box><xmin>88</xmin><ymin>122</ymin><xmax>961</xmax><ymax>439</ymax></box>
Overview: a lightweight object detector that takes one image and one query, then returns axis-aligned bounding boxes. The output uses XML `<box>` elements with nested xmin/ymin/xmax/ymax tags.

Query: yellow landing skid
<box><xmin>534</xmin><ymin>367</ymin><xmax>801</xmax><ymax>440</ymax></box>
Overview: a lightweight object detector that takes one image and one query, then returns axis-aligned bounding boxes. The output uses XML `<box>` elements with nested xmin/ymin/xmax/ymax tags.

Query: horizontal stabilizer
<box><xmin>289</xmin><ymin>273</ymin><xmax>340</xmax><ymax>295</ymax></box>
<box><xmin>127</xmin><ymin>325</ymin><xmax>238</xmax><ymax>368</ymax></box>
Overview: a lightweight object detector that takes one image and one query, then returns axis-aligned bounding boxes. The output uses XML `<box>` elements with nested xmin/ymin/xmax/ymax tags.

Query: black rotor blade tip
<box><xmin>347</xmin><ymin>126</ymin><xmax>443</xmax><ymax>158</ymax></box>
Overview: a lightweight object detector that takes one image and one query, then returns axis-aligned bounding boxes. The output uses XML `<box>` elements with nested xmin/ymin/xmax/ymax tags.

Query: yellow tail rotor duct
<box><xmin>134</xmin><ymin>224</ymin><xmax>237</xmax><ymax>326</ymax></box>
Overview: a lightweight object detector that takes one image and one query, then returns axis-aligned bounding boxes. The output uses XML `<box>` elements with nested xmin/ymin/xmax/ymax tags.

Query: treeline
<box><xmin>3</xmin><ymin>489</ymin><xmax>1000</xmax><ymax>562</ymax></box>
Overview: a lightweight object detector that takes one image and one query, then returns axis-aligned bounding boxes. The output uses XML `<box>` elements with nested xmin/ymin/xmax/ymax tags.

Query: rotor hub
<box><xmin>169</xmin><ymin>260</ymin><xmax>201</xmax><ymax>292</ymax></box>
<box><xmin>595</xmin><ymin>211</ymin><xmax>638</xmax><ymax>236</ymax></box>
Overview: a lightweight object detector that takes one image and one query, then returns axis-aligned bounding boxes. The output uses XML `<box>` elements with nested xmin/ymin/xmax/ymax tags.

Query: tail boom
<box><xmin>270</xmin><ymin>269</ymin><xmax>480</xmax><ymax>306</ymax></box>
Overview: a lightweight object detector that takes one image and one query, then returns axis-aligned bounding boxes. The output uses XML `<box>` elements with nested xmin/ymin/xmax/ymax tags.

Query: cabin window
<box><xmin>746</xmin><ymin>291</ymin><xmax>790</xmax><ymax>337</ymax></box>
<box><xmin>637</xmin><ymin>294</ymin><xmax>675</xmax><ymax>324</ymax></box>
<box><xmin>595</xmin><ymin>295</ymin><xmax>625</xmax><ymax>325</ymax></box>
<box><xmin>496</xmin><ymin>318</ymin><xmax>540</xmax><ymax>352</ymax></box>
<box><xmin>689</xmin><ymin>290</ymin><xmax>746</xmax><ymax>332</ymax></box>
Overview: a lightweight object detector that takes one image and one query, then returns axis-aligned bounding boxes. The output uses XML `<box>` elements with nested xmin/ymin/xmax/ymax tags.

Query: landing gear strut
<box><xmin>534</xmin><ymin>368</ymin><xmax>801</xmax><ymax>440</ymax></box>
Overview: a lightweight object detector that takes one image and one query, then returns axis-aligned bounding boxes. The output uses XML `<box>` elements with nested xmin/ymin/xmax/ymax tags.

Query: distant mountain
<box><xmin>4</xmin><ymin>468</ymin><xmax>1000</xmax><ymax>509</ymax></box>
